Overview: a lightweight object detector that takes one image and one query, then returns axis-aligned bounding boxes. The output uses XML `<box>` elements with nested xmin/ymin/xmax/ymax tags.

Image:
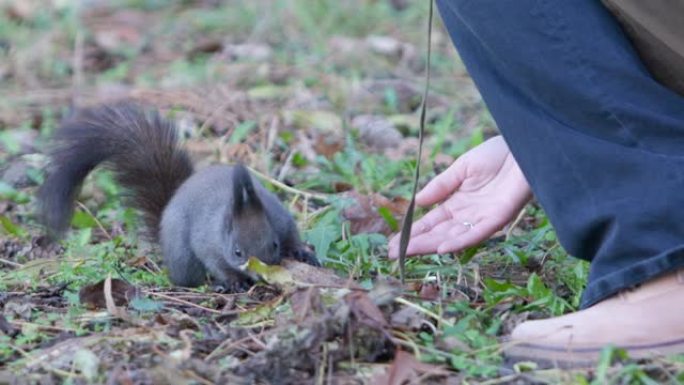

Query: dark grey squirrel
<box><xmin>38</xmin><ymin>103</ymin><xmax>319</xmax><ymax>290</ymax></box>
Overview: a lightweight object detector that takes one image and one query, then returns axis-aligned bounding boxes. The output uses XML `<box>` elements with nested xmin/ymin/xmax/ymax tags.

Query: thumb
<box><xmin>416</xmin><ymin>160</ymin><xmax>465</xmax><ymax>206</ymax></box>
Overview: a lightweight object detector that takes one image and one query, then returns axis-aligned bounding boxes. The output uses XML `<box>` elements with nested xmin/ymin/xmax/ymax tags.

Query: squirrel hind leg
<box><xmin>162</xmin><ymin>240</ymin><xmax>206</xmax><ymax>287</ymax></box>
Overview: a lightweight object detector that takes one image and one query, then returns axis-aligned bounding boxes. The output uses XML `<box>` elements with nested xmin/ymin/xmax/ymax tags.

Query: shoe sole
<box><xmin>503</xmin><ymin>338</ymin><xmax>684</xmax><ymax>369</ymax></box>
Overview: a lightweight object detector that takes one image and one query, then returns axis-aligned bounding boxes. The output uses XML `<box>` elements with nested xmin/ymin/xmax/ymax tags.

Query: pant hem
<box><xmin>581</xmin><ymin>247</ymin><xmax>684</xmax><ymax>307</ymax></box>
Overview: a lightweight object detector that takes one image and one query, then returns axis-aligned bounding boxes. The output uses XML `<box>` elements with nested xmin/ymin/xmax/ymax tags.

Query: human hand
<box><xmin>388</xmin><ymin>136</ymin><xmax>532</xmax><ymax>258</ymax></box>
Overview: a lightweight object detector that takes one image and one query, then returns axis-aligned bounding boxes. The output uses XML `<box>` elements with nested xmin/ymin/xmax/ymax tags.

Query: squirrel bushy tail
<box><xmin>38</xmin><ymin>103</ymin><xmax>193</xmax><ymax>239</ymax></box>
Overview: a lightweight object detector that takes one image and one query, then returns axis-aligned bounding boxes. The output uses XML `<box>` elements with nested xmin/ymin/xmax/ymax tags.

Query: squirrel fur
<box><xmin>38</xmin><ymin>103</ymin><xmax>318</xmax><ymax>289</ymax></box>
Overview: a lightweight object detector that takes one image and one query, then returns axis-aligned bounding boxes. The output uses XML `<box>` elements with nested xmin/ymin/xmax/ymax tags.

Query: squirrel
<box><xmin>37</xmin><ymin>103</ymin><xmax>319</xmax><ymax>290</ymax></box>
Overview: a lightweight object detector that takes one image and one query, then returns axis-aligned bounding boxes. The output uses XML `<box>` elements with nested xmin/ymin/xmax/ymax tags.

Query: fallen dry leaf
<box><xmin>345</xmin><ymin>290</ymin><xmax>388</xmax><ymax>330</ymax></box>
<box><xmin>290</xmin><ymin>287</ymin><xmax>323</xmax><ymax>322</ymax></box>
<box><xmin>390</xmin><ymin>306</ymin><xmax>425</xmax><ymax>331</ymax></box>
<box><xmin>79</xmin><ymin>278</ymin><xmax>139</xmax><ymax>310</ymax></box>
<box><xmin>372</xmin><ymin>350</ymin><xmax>448</xmax><ymax>385</ymax></box>
<box><xmin>332</xmin><ymin>181</ymin><xmax>354</xmax><ymax>192</ymax></box>
<box><xmin>86</xmin><ymin>9</ymin><xmax>147</xmax><ymax>53</ymax></box>
<box><xmin>342</xmin><ymin>192</ymin><xmax>409</xmax><ymax>236</ymax></box>
<box><xmin>187</xmin><ymin>37</ymin><xmax>224</xmax><ymax>57</ymax></box>
<box><xmin>418</xmin><ymin>282</ymin><xmax>441</xmax><ymax>301</ymax></box>
<box><xmin>313</xmin><ymin>133</ymin><xmax>345</xmax><ymax>159</ymax></box>
<box><xmin>280</xmin><ymin>258</ymin><xmax>354</xmax><ymax>288</ymax></box>
<box><xmin>352</xmin><ymin>114</ymin><xmax>403</xmax><ymax>151</ymax></box>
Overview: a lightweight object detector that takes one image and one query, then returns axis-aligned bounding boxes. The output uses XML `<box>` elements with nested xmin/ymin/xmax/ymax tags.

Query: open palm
<box><xmin>388</xmin><ymin>136</ymin><xmax>532</xmax><ymax>258</ymax></box>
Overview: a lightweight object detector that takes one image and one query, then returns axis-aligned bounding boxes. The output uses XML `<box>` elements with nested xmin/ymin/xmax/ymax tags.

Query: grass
<box><xmin>0</xmin><ymin>0</ymin><xmax>683</xmax><ymax>384</ymax></box>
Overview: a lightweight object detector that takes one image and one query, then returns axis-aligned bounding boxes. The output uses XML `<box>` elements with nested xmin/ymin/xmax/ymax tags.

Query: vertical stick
<box><xmin>398</xmin><ymin>0</ymin><xmax>434</xmax><ymax>283</ymax></box>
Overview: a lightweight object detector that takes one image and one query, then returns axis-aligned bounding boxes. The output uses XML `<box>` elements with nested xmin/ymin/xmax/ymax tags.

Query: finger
<box><xmin>410</xmin><ymin>205</ymin><xmax>452</xmax><ymax>235</ymax></box>
<box><xmin>448</xmin><ymin>220</ymin><xmax>475</xmax><ymax>238</ymax></box>
<box><xmin>400</xmin><ymin>221</ymin><xmax>457</xmax><ymax>257</ymax></box>
<box><xmin>436</xmin><ymin>218</ymin><xmax>503</xmax><ymax>254</ymax></box>
<box><xmin>416</xmin><ymin>160</ymin><xmax>465</xmax><ymax>206</ymax></box>
<box><xmin>388</xmin><ymin>221</ymin><xmax>454</xmax><ymax>259</ymax></box>
<box><xmin>387</xmin><ymin>204</ymin><xmax>452</xmax><ymax>252</ymax></box>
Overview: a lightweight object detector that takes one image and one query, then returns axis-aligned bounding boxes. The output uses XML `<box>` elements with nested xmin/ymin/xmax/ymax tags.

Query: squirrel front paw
<box><xmin>292</xmin><ymin>246</ymin><xmax>320</xmax><ymax>267</ymax></box>
<box><xmin>210</xmin><ymin>276</ymin><xmax>255</xmax><ymax>293</ymax></box>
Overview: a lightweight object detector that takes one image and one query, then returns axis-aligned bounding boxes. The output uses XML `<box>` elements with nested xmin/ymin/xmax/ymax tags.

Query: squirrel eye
<box><xmin>234</xmin><ymin>248</ymin><xmax>242</xmax><ymax>257</ymax></box>
<box><xmin>272</xmin><ymin>241</ymin><xmax>279</xmax><ymax>250</ymax></box>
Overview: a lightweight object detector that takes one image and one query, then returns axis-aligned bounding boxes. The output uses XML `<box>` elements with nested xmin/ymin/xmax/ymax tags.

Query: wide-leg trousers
<box><xmin>437</xmin><ymin>0</ymin><xmax>684</xmax><ymax>307</ymax></box>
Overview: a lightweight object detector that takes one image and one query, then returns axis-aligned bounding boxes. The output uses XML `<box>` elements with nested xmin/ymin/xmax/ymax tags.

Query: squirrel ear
<box><xmin>232</xmin><ymin>164</ymin><xmax>263</xmax><ymax>214</ymax></box>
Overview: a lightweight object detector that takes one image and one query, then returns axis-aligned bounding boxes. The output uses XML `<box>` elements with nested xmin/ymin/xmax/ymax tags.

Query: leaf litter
<box><xmin>0</xmin><ymin>1</ymin><xmax>681</xmax><ymax>384</ymax></box>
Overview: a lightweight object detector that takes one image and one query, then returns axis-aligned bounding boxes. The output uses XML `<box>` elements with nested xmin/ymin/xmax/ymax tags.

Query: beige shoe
<box><xmin>505</xmin><ymin>269</ymin><xmax>684</xmax><ymax>367</ymax></box>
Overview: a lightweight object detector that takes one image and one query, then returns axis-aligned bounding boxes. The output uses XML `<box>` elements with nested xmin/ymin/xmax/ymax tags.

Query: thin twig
<box><xmin>247</xmin><ymin>166</ymin><xmax>329</xmax><ymax>201</ymax></box>
<box><xmin>75</xmin><ymin>201</ymin><xmax>112</xmax><ymax>240</ymax></box>
<box><xmin>394</xmin><ymin>296</ymin><xmax>454</xmax><ymax>327</ymax></box>
<box><xmin>398</xmin><ymin>0</ymin><xmax>434</xmax><ymax>283</ymax></box>
<box><xmin>276</xmin><ymin>150</ymin><xmax>295</xmax><ymax>182</ymax></box>
<box><xmin>391</xmin><ymin>330</ymin><xmax>422</xmax><ymax>359</ymax></box>
<box><xmin>10</xmin><ymin>320</ymin><xmax>76</xmax><ymax>333</ymax></box>
<box><xmin>145</xmin><ymin>291</ymin><xmax>226</xmax><ymax>315</ymax></box>
<box><xmin>184</xmin><ymin>371</ymin><xmax>214</xmax><ymax>385</ymax></box>
<box><xmin>204</xmin><ymin>331</ymin><xmax>266</xmax><ymax>361</ymax></box>
<box><xmin>0</xmin><ymin>258</ymin><xmax>22</xmax><ymax>267</ymax></box>
<box><xmin>505</xmin><ymin>205</ymin><xmax>528</xmax><ymax>241</ymax></box>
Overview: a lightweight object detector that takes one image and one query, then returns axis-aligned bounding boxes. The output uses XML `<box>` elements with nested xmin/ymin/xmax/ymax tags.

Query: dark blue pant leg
<box><xmin>436</xmin><ymin>0</ymin><xmax>684</xmax><ymax>308</ymax></box>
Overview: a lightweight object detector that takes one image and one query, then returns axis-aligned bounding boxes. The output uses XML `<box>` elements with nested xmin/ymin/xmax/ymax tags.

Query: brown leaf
<box><xmin>313</xmin><ymin>134</ymin><xmax>345</xmax><ymax>159</ymax></box>
<box><xmin>344</xmin><ymin>291</ymin><xmax>388</xmax><ymax>330</ymax></box>
<box><xmin>127</xmin><ymin>255</ymin><xmax>152</xmax><ymax>268</ymax></box>
<box><xmin>82</xmin><ymin>44</ymin><xmax>116</xmax><ymax>72</ymax></box>
<box><xmin>86</xmin><ymin>9</ymin><xmax>147</xmax><ymax>53</ymax></box>
<box><xmin>372</xmin><ymin>350</ymin><xmax>448</xmax><ymax>385</ymax></box>
<box><xmin>280</xmin><ymin>259</ymin><xmax>354</xmax><ymax>288</ymax></box>
<box><xmin>187</xmin><ymin>38</ymin><xmax>224</xmax><ymax>58</ymax></box>
<box><xmin>79</xmin><ymin>278</ymin><xmax>139</xmax><ymax>310</ymax></box>
<box><xmin>418</xmin><ymin>282</ymin><xmax>441</xmax><ymax>301</ymax></box>
<box><xmin>289</xmin><ymin>287</ymin><xmax>323</xmax><ymax>322</ymax></box>
<box><xmin>284</xmin><ymin>110</ymin><xmax>345</xmax><ymax>159</ymax></box>
<box><xmin>352</xmin><ymin>114</ymin><xmax>402</xmax><ymax>151</ymax></box>
<box><xmin>390</xmin><ymin>306</ymin><xmax>425</xmax><ymax>331</ymax></box>
<box><xmin>332</xmin><ymin>181</ymin><xmax>354</xmax><ymax>192</ymax></box>
<box><xmin>220</xmin><ymin>143</ymin><xmax>253</xmax><ymax>163</ymax></box>
<box><xmin>154</xmin><ymin>313</ymin><xmax>170</xmax><ymax>326</ymax></box>
<box><xmin>104</xmin><ymin>275</ymin><xmax>129</xmax><ymax>319</ymax></box>
<box><xmin>342</xmin><ymin>192</ymin><xmax>409</xmax><ymax>236</ymax></box>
